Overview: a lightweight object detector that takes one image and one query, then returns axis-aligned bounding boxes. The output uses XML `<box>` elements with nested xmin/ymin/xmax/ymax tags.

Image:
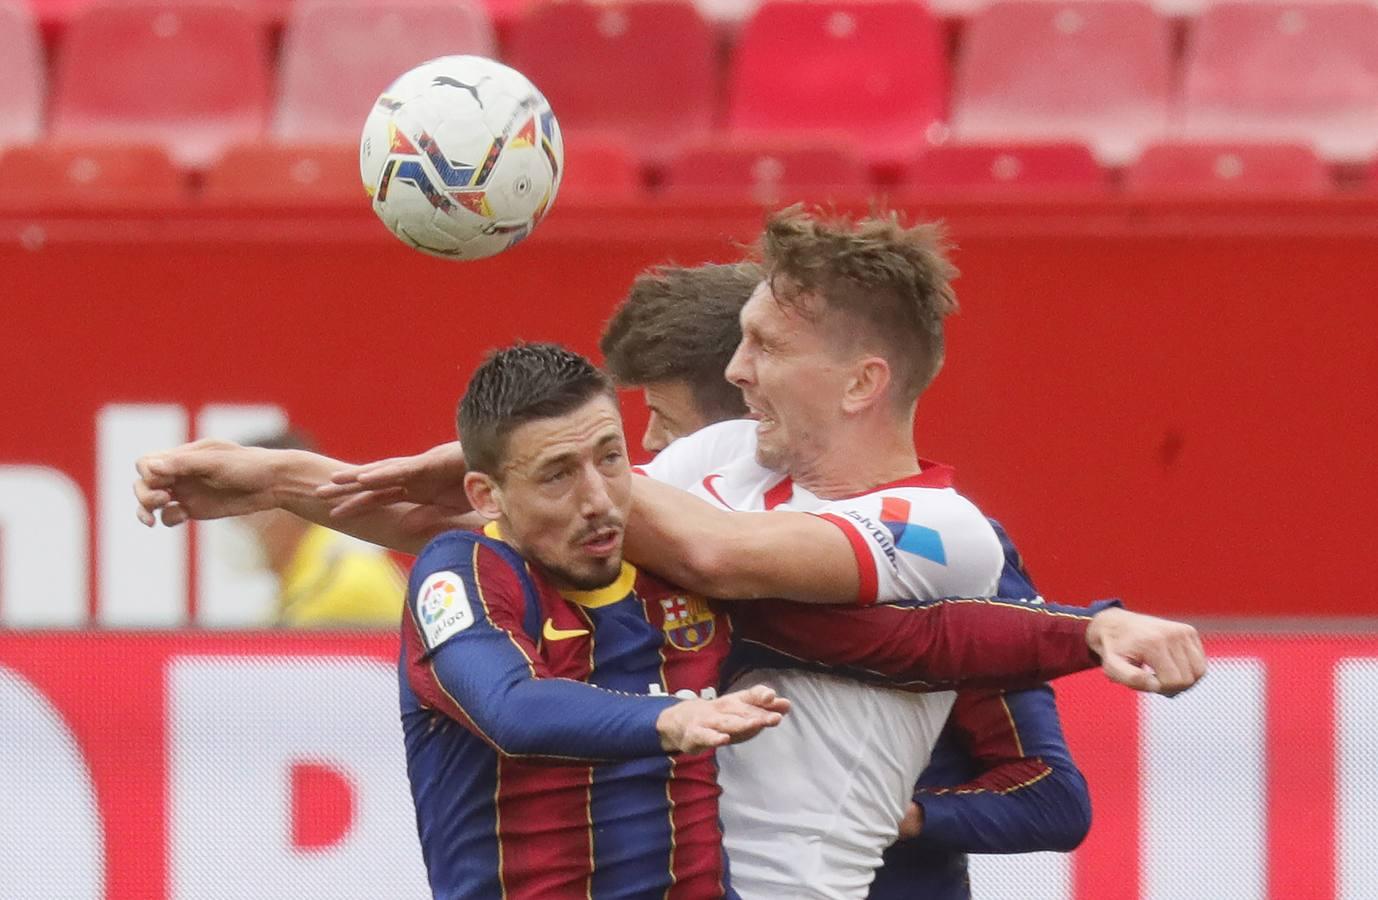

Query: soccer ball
<box><xmin>359</xmin><ymin>56</ymin><xmax>564</xmax><ymax>260</ymax></box>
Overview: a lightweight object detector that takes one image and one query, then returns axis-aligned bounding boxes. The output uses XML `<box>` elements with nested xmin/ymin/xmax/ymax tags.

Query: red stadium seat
<box><xmin>49</xmin><ymin>1</ymin><xmax>270</xmax><ymax>168</ymax></box>
<box><xmin>558</xmin><ymin>136</ymin><xmax>645</xmax><ymax>201</ymax></box>
<box><xmin>727</xmin><ymin>0</ymin><xmax>947</xmax><ymax>170</ymax></box>
<box><xmin>664</xmin><ymin>137</ymin><xmax>868</xmax><ymax>202</ymax></box>
<box><xmin>202</xmin><ymin>142</ymin><xmax>367</xmax><ymax>206</ymax></box>
<box><xmin>507</xmin><ymin>1</ymin><xmax>717</xmax><ymax>156</ymax></box>
<box><xmin>903</xmin><ymin>142</ymin><xmax>1105</xmax><ymax>190</ymax></box>
<box><xmin>0</xmin><ymin>142</ymin><xmax>188</xmax><ymax>208</ymax></box>
<box><xmin>1125</xmin><ymin>142</ymin><xmax>1332</xmax><ymax>194</ymax></box>
<box><xmin>0</xmin><ymin>1</ymin><xmax>43</xmax><ymax>151</ymax></box>
<box><xmin>1179</xmin><ymin>3</ymin><xmax>1378</xmax><ymax>163</ymax></box>
<box><xmin>952</xmin><ymin>1</ymin><xmax>1172</xmax><ymax>166</ymax></box>
<box><xmin>274</xmin><ymin>0</ymin><xmax>494</xmax><ymax>142</ymax></box>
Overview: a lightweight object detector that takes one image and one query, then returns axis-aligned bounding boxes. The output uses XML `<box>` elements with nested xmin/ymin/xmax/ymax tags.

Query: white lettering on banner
<box><xmin>168</xmin><ymin>657</ymin><xmax>429</xmax><ymax>900</ymax></box>
<box><xmin>1338</xmin><ymin>659</ymin><xmax>1378</xmax><ymax>900</ymax></box>
<box><xmin>0</xmin><ymin>402</ymin><xmax>295</xmax><ymax>627</ymax></box>
<box><xmin>193</xmin><ymin>404</ymin><xmax>287</xmax><ymax>628</ymax></box>
<box><xmin>969</xmin><ymin>850</ymin><xmax>1072</xmax><ymax>900</ymax></box>
<box><xmin>648</xmin><ymin>683</ymin><xmax>718</xmax><ymax>700</ymax></box>
<box><xmin>0</xmin><ymin>466</ymin><xmax>87</xmax><ymax>626</ymax></box>
<box><xmin>97</xmin><ymin>404</ymin><xmax>188</xmax><ymax>627</ymax></box>
<box><xmin>1141</xmin><ymin>659</ymin><xmax>1266</xmax><ymax>900</ymax></box>
<box><xmin>0</xmin><ymin>666</ymin><xmax>104</xmax><ymax>899</ymax></box>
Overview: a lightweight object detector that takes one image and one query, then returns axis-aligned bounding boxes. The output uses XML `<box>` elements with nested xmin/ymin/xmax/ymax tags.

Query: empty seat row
<box><xmin>18</xmin><ymin>0</ymin><xmax>1378</xmax><ymax>29</ymax></box>
<box><xmin>5</xmin><ymin>0</ymin><xmax>1378</xmax><ymax>170</ymax></box>
<box><xmin>0</xmin><ymin>140</ymin><xmax>1352</xmax><ymax>211</ymax></box>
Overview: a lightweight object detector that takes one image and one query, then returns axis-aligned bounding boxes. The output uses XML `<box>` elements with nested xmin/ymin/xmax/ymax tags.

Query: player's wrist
<box><xmin>270</xmin><ymin>448</ymin><xmax>329</xmax><ymax>511</ymax></box>
<box><xmin>1085</xmin><ymin>605</ymin><xmax>1128</xmax><ymax>656</ymax></box>
<box><xmin>655</xmin><ymin>700</ymin><xmax>689</xmax><ymax>752</ymax></box>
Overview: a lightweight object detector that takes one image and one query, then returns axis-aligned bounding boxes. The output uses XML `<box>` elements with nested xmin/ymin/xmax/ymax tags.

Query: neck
<box><xmin>791</xmin><ymin>415</ymin><xmax>920</xmax><ymax>500</ymax></box>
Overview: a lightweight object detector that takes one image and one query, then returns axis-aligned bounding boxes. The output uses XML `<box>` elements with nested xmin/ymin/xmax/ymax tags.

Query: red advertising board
<box><xmin>3</xmin><ymin>200</ymin><xmax>1376</xmax><ymax>626</ymax></box>
<box><xmin>0</xmin><ymin>631</ymin><xmax>1364</xmax><ymax>899</ymax></box>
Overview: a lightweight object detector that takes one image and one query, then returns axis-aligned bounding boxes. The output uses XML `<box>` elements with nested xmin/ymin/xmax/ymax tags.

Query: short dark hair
<box><xmin>599</xmin><ymin>262</ymin><xmax>761</xmax><ymax>421</ymax></box>
<box><xmin>458</xmin><ymin>342</ymin><xmax>616</xmax><ymax>476</ymax></box>
<box><xmin>761</xmin><ymin>206</ymin><xmax>959</xmax><ymax>402</ymax></box>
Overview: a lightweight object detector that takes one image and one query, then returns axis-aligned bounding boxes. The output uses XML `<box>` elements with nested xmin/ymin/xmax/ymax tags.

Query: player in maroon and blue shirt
<box><xmin>868</xmin><ymin>520</ymin><xmax>1093</xmax><ymax>900</ymax></box>
<box><xmin>401</xmin><ymin>524</ymin><xmax>739</xmax><ymax>899</ymax></box>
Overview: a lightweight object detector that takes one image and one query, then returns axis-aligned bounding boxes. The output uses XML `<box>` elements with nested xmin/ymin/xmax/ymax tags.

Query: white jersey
<box><xmin>641</xmin><ymin>420</ymin><xmax>1004</xmax><ymax>899</ymax></box>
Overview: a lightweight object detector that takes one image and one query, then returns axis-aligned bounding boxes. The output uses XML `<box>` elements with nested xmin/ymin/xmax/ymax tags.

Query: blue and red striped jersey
<box><xmin>400</xmin><ymin>525</ymin><xmax>735</xmax><ymax>900</ymax></box>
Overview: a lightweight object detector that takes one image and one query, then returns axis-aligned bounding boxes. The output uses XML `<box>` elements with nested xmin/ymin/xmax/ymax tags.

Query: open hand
<box><xmin>316</xmin><ymin>441</ymin><xmax>469</xmax><ymax>518</ymax></box>
<box><xmin>655</xmin><ymin>685</ymin><xmax>791</xmax><ymax>755</ymax></box>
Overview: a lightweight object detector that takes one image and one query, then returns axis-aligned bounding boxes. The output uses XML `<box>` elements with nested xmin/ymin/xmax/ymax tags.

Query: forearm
<box><xmin>417</xmin><ymin>637</ymin><xmax>677</xmax><ymax>760</ymax></box>
<box><xmin>627</xmin><ymin>475</ymin><xmax>858</xmax><ymax>603</ymax></box>
<box><xmin>730</xmin><ymin>597</ymin><xmax>1119</xmax><ymax>691</ymax></box>
<box><xmin>914</xmin><ymin>761</ymin><xmax>1091</xmax><ymax>854</ymax></box>
<box><xmin>269</xmin><ymin>448</ymin><xmax>351</xmax><ymax>524</ymax></box>
<box><xmin>272</xmin><ymin>449</ymin><xmax>462</xmax><ymax>554</ymax></box>
<box><xmin>484</xmin><ymin>678</ymin><xmax>677</xmax><ymax>760</ymax></box>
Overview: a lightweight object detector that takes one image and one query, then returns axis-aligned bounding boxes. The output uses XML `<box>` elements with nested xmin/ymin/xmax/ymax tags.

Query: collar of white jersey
<box><xmin>825</xmin><ymin>458</ymin><xmax>956</xmax><ymax>500</ymax></box>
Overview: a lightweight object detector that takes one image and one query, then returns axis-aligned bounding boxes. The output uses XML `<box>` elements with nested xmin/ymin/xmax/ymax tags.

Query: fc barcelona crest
<box><xmin>660</xmin><ymin>595</ymin><xmax>716</xmax><ymax>651</ymax></box>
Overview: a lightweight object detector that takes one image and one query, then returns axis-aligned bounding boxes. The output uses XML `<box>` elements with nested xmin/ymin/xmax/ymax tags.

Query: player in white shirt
<box><xmin>661</xmin><ymin>433</ymin><xmax>993</xmax><ymax>890</ymax></box>
<box><xmin>601</xmin><ymin>211</ymin><xmax>1197</xmax><ymax>897</ymax></box>
<box><xmin>132</xmin><ymin>209</ymin><xmax>1206</xmax><ymax>899</ymax></box>
<box><xmin>634</xmin><ymin>418</ymin><xmax>995</xmax><ymax>898</ymax></box>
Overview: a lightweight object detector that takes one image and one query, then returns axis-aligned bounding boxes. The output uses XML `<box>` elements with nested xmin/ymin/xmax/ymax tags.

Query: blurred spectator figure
<box><xmin>244</xmin><ymin>430</ymin><xmax>404</xmax><ymax>628</ymax></box>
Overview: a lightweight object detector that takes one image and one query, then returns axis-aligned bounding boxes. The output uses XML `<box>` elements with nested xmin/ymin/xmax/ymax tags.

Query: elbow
<box><xmin>483</xmin><ymin>717</ymin><xmax>533</xmax><ymax>758</ymax></box>
<box><xmin>1047</xmin><ymin>767</ymin><xmax>1093</xmax><ymax>851</ymax></box>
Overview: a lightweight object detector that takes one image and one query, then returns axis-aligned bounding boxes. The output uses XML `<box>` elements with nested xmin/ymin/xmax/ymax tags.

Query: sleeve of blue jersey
<box><xmin>913</xmin><ymin>687</ymin><xmax>1093</xmax><ymax>855</ymax></box>
<box><xmin>904</xmin><ymin>523</ymin><xmax>1093</xmax><ymax>854</ymax></box>
<box><xmin>411</xmin><ymin>532</ymin><xmax>677</xmax><ymax>761</ymax></box>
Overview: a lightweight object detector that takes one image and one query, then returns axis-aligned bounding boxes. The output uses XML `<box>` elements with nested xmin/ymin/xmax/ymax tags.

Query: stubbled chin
<box><xmin>754</xmin><ymin>431</ymin><xmax>787</xmax><ymax>471</ymax></box>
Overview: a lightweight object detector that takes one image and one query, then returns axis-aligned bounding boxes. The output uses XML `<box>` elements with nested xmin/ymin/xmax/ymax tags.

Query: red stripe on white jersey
<box><xmin>815</xmin><ymin>512</ymin><xmax>879</xmax><ymax>605</ymax></box>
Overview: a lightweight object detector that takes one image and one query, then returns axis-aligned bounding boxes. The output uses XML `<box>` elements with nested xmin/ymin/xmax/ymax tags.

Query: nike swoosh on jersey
<box><xmin>543</xmin><ymin>619</ymin><xmax>590</xmax><ymax>641</ymax></box>
<box><xmin>701</xmin><ymin>473</ymin><xmax>734</xmax><ymax>509</ymax></box>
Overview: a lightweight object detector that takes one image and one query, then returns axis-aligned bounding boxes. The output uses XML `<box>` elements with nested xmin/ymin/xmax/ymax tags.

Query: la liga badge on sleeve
<box><xmin>660</xmin><ymin>596</ymin><xmax>715</xmax><ymax>651</ymax></box>
<box><xmin>418</xmin><ymin>571</ymin><xmax>474</xmax><ymax>649</ymax></box>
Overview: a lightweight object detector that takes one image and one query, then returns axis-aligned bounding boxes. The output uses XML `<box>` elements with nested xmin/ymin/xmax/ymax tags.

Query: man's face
<box><xmin>640</xmin><ymin>381</ymin><xmax>711</xmax><ymax>453</ymax></box>
<box><xmin>725</xmin><ymin>281</ymin><xmax>854</xmax><ymax>472</ymax></box>
<box><xmin>484</xmin><ymin>394</ymin><xmax>632</xmax><ymax>591</ymax></box>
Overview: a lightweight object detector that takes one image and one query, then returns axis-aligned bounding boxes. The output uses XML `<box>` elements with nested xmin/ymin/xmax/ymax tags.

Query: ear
<box><xmin>464</xmin><ymin>471</ymin><xmax>503</xmax><ymax>520</ymax></box>
<box><xmin>840</xmin><ymin>355</ymin><xmax>892</xmax><ymax>414</ymax></box>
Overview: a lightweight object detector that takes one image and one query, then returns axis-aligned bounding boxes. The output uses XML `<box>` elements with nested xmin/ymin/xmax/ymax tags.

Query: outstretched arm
<box><xmin>133</xmin><ymin>439</ymin><xmax>469</xmax><ymax>553</ymax></box>
<box><xmin>731</xmin><ymin>596</ymin><xmax>1206</xmax><ymax>696</ymax></box>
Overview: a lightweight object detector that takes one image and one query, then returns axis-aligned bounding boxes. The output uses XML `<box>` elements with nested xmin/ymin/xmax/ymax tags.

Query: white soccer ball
<box><xmin>359</xmin><ymin>56</ymin><xmax>563</xmax><ymax>260</ymax></box>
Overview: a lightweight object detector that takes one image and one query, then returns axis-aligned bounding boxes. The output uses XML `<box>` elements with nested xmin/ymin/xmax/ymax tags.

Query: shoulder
<box><xmin>821</xmin><ymin>484</ymin><xmax>997</xmax><ymax>544</ymax></box>
<box><xmin>818</xmin><ymin>485</ymin><xmax>1003</xmax><ymax>596</ymax></box>
<box><xmin>409</xmin><ymin>531</ymin><xmax>532</xmax><ymax>650</ymax></box>
<box><xmin>638</xmin><ymin>419</ymin><xmax>759</xmax><ymax>487</ymax></box>
<box><xmin>411</xmin><ymin>530</ymin><xmax>528</xmax><ymax>599</ymax></box>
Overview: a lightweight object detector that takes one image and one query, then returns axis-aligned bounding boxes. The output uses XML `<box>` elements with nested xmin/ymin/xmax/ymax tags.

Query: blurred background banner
<box><xmin>1</xmin><ymin>203</ymin><xmax>1374</xmax><ymax>626</ymax></box>
<box><xmin>0</xmin><ymin>631</ymin><xmax>1369</xmax><ymax>900</ymax></box>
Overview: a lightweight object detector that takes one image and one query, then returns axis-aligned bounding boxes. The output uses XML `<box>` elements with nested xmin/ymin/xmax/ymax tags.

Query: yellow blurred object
<box><xmin>277</xmin><ymin>524</ymin><xmax>404</xmax><ymax>629</ymax></box>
